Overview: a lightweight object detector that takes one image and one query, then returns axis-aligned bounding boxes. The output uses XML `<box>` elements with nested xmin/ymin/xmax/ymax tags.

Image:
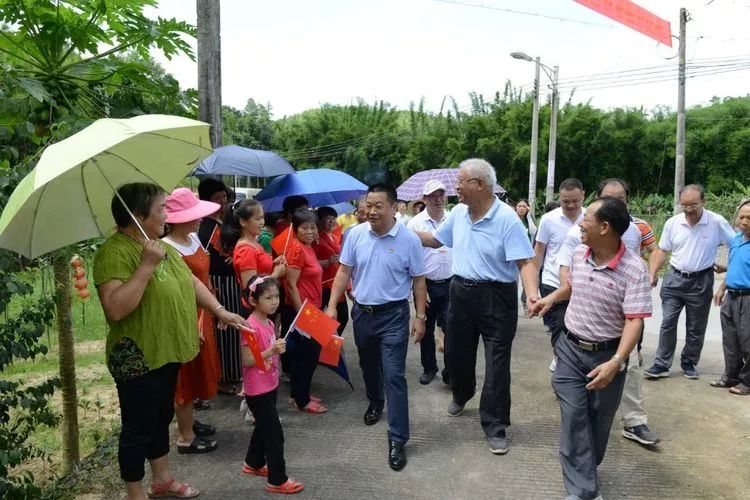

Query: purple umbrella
<box><xmin>396</xmin><ymin>168</ymin><xmax>505</xmax><ymax>201</ymax></box>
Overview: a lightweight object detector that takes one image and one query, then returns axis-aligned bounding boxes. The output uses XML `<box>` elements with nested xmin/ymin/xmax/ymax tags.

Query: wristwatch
<box><xmin>611</xmin><ymin>353</ymin><xmax>627</xmax><ymax>372</ymax></box>
<box><xmin>415</xmin><ymin>313</ymin><xmax>427</xmax><ymax>321</ymax></box>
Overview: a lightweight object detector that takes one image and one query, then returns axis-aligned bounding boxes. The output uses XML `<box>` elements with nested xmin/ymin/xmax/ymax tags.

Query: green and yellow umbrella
<box><xmin>0</xmin><ymin>115</ymin><xmax>212</xmax><ymax>258</ymax></box>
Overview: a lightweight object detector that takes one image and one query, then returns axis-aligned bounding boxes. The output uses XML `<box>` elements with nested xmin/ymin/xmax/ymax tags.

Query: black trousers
<box><xmin>322</xmin><ymin>287</ymin><xmax>350</xmax><ymax>336</ymax></box>
<box><xmin>115</xmin><ymin>362</ymin><xmax>180</xmax><ymax>482</ymax></box>
<box><xmin>446</xmin><ymin>279</ymin><xmax>517</xmax><ymax>438</ymax></box>
<box><xmin>281</xmin><ymin>304</ymin><xmax>321</xmax><ymax>408</ymax></box>
<box><xmin>422</xmin><ymin>279</ymin><xmax>450</xmax><ymax>374</ymax></box>
<box><xmin>541</xmin><ymin>283</ymin><xmax>569</xmax><ymax>349</ymax></box>
<box><xmin>245</xmin><ymin>389</ymin><xmax>287</xmax><ymax>486</ymax></box>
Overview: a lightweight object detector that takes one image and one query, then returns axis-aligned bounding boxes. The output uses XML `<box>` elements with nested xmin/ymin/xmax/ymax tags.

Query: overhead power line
<box><xmin>433</xmin><ymin>0</ymin><xmax>614</xmax><ymax>28</ymax></box>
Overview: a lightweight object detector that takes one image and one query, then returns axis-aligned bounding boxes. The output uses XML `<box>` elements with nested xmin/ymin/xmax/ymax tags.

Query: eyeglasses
<box><xmin>679</xmin><ymin>203</ymin><xmax>702</xmax><ymax>210</ymax></box>
<box><xmin>457</xmin><ymin>177</ymin><xmax>481</xmax><ymax>186</ymax></box>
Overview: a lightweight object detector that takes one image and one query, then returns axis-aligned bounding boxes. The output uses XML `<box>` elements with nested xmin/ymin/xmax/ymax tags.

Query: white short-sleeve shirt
<box><xmin>535</xmin><ymin>207</ymin><xmax>584</xmax><ymax>288</ymax></box>
<box><xmin>659</xmin><ymin>209</ymin><xmax>735</xmax><ymax>272</ymax></box>
<box><xmin>406</xmin><ymin>209</ymin><xmax>452</xmax><ymax>281</ymax></box>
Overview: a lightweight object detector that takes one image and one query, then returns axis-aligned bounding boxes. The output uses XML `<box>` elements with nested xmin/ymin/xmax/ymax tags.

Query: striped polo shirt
<box><xmin>564</xmin><ymin>242</ymin><xmax>652</xmax><ymax>342</ymax></box>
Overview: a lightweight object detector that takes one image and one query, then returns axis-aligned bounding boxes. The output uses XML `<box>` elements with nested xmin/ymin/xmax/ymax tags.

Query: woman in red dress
<box><xmin>162</xmin><ymin>188</ymin><xmax>223</xmax><ymax>454</ymax></box>
<box><xmin>312</xmin><ymin>206</ymin><xmax>349</xmax><ymax>336</ymax></box>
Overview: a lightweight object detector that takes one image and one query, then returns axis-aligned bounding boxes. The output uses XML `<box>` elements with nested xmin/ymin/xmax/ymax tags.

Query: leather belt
<box><xmin>426</xmin><ymin>278</ymin><xmax>452</xmax><ymax>285</ymax></box>
<box><xmin>671</xmin><ymin>266</ymin><xmax>712</xmax><ymax>278</ymax></box>
<box><xmin>453</xmin><ymin>276</ymin><xmax>515</xmax><ymax>289</ymax></box>
<box><xmin>564</xmin><ymin>327</ymin><xmax>620</xmax><ymax>353</ymax></box>
<box><xmin>354</xmin><ymin>299</ymin><xmax>408</xmax><ymax>314</ymax></box>
<box><xmin>728</xmin><ymin>288</ymin><xmax>750</xmax><ymax>297</ymax></box>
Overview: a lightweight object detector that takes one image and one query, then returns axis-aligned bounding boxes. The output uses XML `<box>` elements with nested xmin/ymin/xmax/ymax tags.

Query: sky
<box><xmin>148</xmin><ymin>0</ymin><xmax>750</xmax><ymax>118</ymax></box>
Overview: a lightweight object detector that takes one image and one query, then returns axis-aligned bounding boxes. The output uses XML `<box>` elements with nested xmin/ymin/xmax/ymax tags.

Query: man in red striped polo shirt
<box><xmin>532</xmin><ymin>196</ymin><xmax>652</xmax><ymax>500</ymax></box>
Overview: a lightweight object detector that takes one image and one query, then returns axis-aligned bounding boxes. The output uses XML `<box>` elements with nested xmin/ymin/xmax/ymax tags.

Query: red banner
<box><xmin>574</xmin><ymin>0</ymin><xmax>672</xmax><ymax>47</ymax></box>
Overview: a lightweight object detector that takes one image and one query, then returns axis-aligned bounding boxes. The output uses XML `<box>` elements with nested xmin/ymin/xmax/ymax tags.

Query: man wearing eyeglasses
<box><xmin>645</xmin><ymin>184</ymin><xmax>735</xmax><ymax>380</ymax></box>
<box><xmin>415</xmin><ymin>159</ymin><xmax>538</xmax><ymax>455</ymax></box>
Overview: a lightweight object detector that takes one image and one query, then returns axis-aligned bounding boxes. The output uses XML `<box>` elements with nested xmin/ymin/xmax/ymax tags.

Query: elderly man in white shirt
<box><xmin>534</xmin><ymin>179</ymin><xmax>585</xmax><ymax>355</ymax></box>
<box><xmin>407</xmin><ymin>180</ymin><xmax>453</xmax><ymax>385</ymax></box>
<box><xmin>645</xmin><ymin>184</ymin><xmax>736</xmax><ymax>380</ymax></box>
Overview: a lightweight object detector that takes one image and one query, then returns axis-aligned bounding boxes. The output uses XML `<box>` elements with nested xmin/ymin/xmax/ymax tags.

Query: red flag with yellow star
<box><xmin>289</xmin><ymin>299</ymin><xmax>339</xmax><ymax>347</ymax></box>
<box><xmin>239</xmin><ymin>325</ymin><xmax>266</xmax><ymax>371</ymax></box>
<box><xmin>319</xmin><ymin>335</ymin><xmax>344</xmax><ymax>366</ymax></box>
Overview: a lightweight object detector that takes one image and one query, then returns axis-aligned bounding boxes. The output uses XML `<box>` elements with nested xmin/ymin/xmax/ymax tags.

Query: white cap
<box><xmin>423</xmin><ymin>180</ymin><xmax>447</xmax><ymax>196</ymax></box>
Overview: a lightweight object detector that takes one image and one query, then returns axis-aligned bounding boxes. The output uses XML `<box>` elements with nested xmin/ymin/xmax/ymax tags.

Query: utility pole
<box><xmin>528</xmin><ymin>58</ymin><xmax>541</xmax><ymax>219</ymax></box>
<box><xmin>674</xmin><ymin>8</ymin><xmax>688</xmax><ymax>212</ymax></box>
<box><xmin>546</xmin><ymin>65</ymin><xmax>559</xmax><ymax>204</ymax></box>
<box><xmin>197</xmin><ymin>0</ymin><xmax>222</xmax><ymax>148</ymax></box>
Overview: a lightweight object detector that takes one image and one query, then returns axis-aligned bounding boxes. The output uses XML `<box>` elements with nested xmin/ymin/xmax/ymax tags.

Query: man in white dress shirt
<box><xmin>534</xmin><ymin>178</ymin><xmax>585</xmax><ymax>351</ymax></box>
<box><xmin>407</xmin><ymin>180</ymin><xmax>453</xmax><ymax>385</ymax></box>
<box><xmin>645</xmin><ymin>184</ymin><xmax>735</xmax><ymax>380</ymax></box>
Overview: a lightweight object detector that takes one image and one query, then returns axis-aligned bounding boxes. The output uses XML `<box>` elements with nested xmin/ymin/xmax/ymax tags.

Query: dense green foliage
<box><xmin>221</xmin><ymin>93</ymin><xmax>750</xmax><ymax>207</ymax></box>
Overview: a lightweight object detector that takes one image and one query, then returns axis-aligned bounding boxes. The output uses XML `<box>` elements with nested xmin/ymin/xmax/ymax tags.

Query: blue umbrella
<box><xmin>193</xmin><ymin>145</ymin><xmax>295</xmax><ymax>177</ymax></box>
<box><xmin>326</xmin><ymin>202</ymin><xmax>355</xmax><ymax>215</ymax></box>
<box><xmin>255</xmin><ymin>168</ymin><xmax>367</xmax><ymax>212</ymax></box>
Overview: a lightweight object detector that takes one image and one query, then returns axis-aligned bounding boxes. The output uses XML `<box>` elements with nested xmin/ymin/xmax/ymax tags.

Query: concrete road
<box><xmin>146</xmin><ymin>302</ymin><xmax>750</xmax><ymax>500</ymax></box>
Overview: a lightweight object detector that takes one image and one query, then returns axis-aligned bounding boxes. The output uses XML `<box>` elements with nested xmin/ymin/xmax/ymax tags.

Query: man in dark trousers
<box><xmin>532</xmin><ymin>196</ymin><xmax>652</xmax><ymax>500</ymax></box>
<box><xmin>416</xmin><ymin>158</ymin><xmax>539</xmax><ymax>456</ymax></box>
<box><xmin>326</xmin><ymin>183</ymin><xmax>427</xmax><ymax>471</ymax></box>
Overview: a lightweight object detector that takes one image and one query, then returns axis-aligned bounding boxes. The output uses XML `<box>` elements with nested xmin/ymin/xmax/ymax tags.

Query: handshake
<box><xmin>525</xmin><ymin>295</ymin><xmax>554</xmax><ymax>318</ymax></box>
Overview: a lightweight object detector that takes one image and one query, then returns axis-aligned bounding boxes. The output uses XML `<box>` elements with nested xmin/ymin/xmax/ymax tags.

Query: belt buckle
<box><xmin>464</xmin><ymin>278</ymin><xmax>478</xmax><ymax>287</ymax></box>
<box><xmin>361</xmin><ymin>304</ymin><xmax>374</xmax><ymax>313</ymax></box>
<box><xmin>578</xmin><ymin>339</ymin><xmax>595</xmax><ymax>352</ymax></box>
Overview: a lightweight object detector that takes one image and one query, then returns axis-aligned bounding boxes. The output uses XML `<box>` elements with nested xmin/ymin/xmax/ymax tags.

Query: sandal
<box><xmin>242</xmin><ymin>464</ymin><xmax>268</xmax><ymax>477</ymax></box>
<box><xmin>193</xmin><ymin>399</ymin><xmax>211</xmax><ymax>410</ymax></box>
<box><xmin>298</xmin><ymin>400</ymin><xmax>327</xmax><ymax>414</ymax></box>
<box><xmin>177</xmin><ymin>436</ymin><xmax>218</xmax><ymax>454</ymax></box>
<box><xmin>710</xmin><ymin>378</ymin><xmax>738</xmax><ymax>388</ymax></box>
<box><xmin>288</xmin><ymin>394</ymin><xmax>321</xmax><ymax>407</ymax></box>
<box><xmin>192</xmin><ymin>420</ymin><xmax>216</xmax><ymax>437</ymax></box>
<box><xmin>728</xmin><ymin>384</ymin><xmax>750</xmax><ymax>395</ymax></box>
<box><xmin>217</xmin><ymin>383</ymin><xmax>239</xmax><ymax>395</ymax></box>
<box><xmin>148</xmin><ymin>478</ymin><xmax>200</xmax><ymax>499</ymax></box>
<box><xmin>265</xmin><ymin>478</ymin><xmax>304</xmax><ymax>494</ymax></box>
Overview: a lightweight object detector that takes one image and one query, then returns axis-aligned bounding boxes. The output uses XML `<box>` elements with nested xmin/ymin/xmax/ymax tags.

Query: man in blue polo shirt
<box><xmin>712</xmin><ymin>199</ymin><xmax>750</xmax><ymax>395</ymax></box>
<box><xmin>326</xmin><ymin>183</ymin><xmax>427</xmax><ymax>471</ymax></box>
<box><xmin>417</xmin><ymin>158</ymin><xmax>539</xmax><ymax>455</ymax></box>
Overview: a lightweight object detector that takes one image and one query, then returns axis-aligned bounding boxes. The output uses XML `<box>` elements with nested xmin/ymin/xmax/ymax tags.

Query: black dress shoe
<box><xmin>388</xmin><ymin>439</ymin><xmax>407</xmax><ymax>471</ymax></box>
<box><xmin>364</xmin><ymin>403</ymin><xmax>383</xmax><ymax>426</ymax></box>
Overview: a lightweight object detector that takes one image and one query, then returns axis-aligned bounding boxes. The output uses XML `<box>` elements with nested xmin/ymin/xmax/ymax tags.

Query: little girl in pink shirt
<box><xmin>241</xmin><ymin>275</ymin><xmax>303</xmax><ymax>495</ymax></box>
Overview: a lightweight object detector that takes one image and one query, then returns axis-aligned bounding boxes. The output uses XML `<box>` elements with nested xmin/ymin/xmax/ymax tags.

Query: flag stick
<box><xmin>282</xmin><ymin>225</ymin><xmax>293</xmax><ymax>255</ymax></box>
<box><xmin>283</xmin><ymin>298</ymin><xmax>308</xmax><ymax>341</ymax></box>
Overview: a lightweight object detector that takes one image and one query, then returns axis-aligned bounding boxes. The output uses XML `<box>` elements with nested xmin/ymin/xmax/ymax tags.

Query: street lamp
<box><xmin>511</xmin><ymin>51</ymin><xmax>559</xmax><ymax>209</ymax></box>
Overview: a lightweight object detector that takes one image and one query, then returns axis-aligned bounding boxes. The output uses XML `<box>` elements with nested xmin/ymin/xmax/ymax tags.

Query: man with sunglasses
<box><xmin>645</xmin><ymin>184</ymin><xmax>735</xmax><ymax>380</ymax></box>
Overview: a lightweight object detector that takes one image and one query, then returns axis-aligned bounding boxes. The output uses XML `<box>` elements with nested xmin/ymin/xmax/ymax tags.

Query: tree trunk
<box><xmin>53</xmin><ymin>251</ymin><xmax>80</xmax><ymax>475</ymax></box>
<box><xmin>197</xmin><ymin>0</ymin><xmax>223</xmax><ymax>148</ymax></box>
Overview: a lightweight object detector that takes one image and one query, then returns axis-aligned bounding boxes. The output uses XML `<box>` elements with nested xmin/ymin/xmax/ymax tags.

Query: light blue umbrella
<box><xmin>326</xmin><ymin>202</ymin><xmax>356</xmax><ymax>215</ymax></box>
<box><xmin>193</xmin><ymin>145</ymin><xmax>295</xmax><ymax>177</ymax></box>
<box><xmin>255</xmin><ymin>168</ymin><xmax>367</xmax><ymax>212</ymax></box>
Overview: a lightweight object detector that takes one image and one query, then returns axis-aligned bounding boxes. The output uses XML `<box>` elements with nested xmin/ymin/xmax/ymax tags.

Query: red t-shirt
<box><xmin>312</xmin><ymin>231</ymin><xmax>341</xmax><ymax>287</ymax></box>
<box><xmin>233</xmin><ymin>242</ymin><xmax>273</xmax><ymax>288</ymax></box>
<box><xmin>285</xmin><ymin>239</ymin><xmax>323</xmax><ymax>308</ymax></box>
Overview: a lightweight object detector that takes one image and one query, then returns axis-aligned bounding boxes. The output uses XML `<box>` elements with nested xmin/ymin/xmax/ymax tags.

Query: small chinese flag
<box><xmin>239</xmin><ymin>325</ymin><xmax>266</xmax><ymax>372</ymax></box>
<box><xmin>319</xmin><ymin>335</ymin><xmax>344</xmax><ymax>366</ymax></box>
<box><xmin>290</xmin><ymin>299</ymin><xmax>339</xmax><ymax>347</ymax></box>
<box><xmin>271</xmin><ymin>225</ymin><xmax>292</xmax><ymax>257</ymax></box>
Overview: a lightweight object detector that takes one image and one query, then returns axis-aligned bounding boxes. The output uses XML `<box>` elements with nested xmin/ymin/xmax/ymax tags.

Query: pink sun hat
<box><xmin>165</xmin><ymin>187</ymin><xmax>221</xmax><ymax>224</ymax></box>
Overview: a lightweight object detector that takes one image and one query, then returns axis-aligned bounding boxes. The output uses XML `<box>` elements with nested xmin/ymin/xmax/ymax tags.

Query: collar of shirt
<box><xmin>678</xmin><ymin>209</ymin><xmax>708</xmax><ymax>226</ymax></box>
<box><xmin>558</xmin><ymin>207</ymin><xmax>584</xmax><ymax>223</ymax></box>
<box><xmin>583</xmin><ymin>241</ymin><xmax>626</xmax><ymax>270</ymax></box>
<box><xmin>367</xmin><ymin>220</ymin><xmax>400</xmax><ymax>238</ymax></box>
<box><xmin>464</xmin><ymin>198</ymin><xmax>501</xmax><ymax>225</ymax></box>
<box><xmin>413</xmin><ymin>208</ymin><xmax>446</xmax><ymax>228</ymax></box>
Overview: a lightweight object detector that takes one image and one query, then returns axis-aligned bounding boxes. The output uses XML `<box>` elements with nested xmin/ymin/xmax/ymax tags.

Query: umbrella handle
<box><xmin>92</xmin><ymin>159</ymin><xmax>151</xmax><ymax>242</ymax></box>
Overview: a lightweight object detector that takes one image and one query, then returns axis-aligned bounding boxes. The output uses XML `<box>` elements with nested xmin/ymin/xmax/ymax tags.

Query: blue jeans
<box><xmin>352</xmin><ymin>301</ymin><xmax>411</xmax><ymax>443</ymax></box>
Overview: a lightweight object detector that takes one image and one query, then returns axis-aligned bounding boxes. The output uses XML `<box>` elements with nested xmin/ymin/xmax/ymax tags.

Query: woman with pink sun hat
<box><xmin>163</xmin><ymin>187</ymin><xmax>223</xmax><ymax>455</ymax></box>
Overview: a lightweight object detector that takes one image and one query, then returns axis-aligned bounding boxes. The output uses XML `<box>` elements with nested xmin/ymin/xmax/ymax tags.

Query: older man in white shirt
<box><xmin>645</xmin><ymin>184</ymin><xmax>736</xmax><ymax>380</ymax></box>
<box><xmin>407</xmin><ymin>180</ymin><xmax>453</xmax><ymax>385</ymax></box>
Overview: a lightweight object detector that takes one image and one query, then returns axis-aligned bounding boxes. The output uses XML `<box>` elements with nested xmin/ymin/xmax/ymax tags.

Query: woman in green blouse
<box><xmin>94</xmin><ymin>183</ymin><xmax>245</xmax><ymax>500</ymax></box>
